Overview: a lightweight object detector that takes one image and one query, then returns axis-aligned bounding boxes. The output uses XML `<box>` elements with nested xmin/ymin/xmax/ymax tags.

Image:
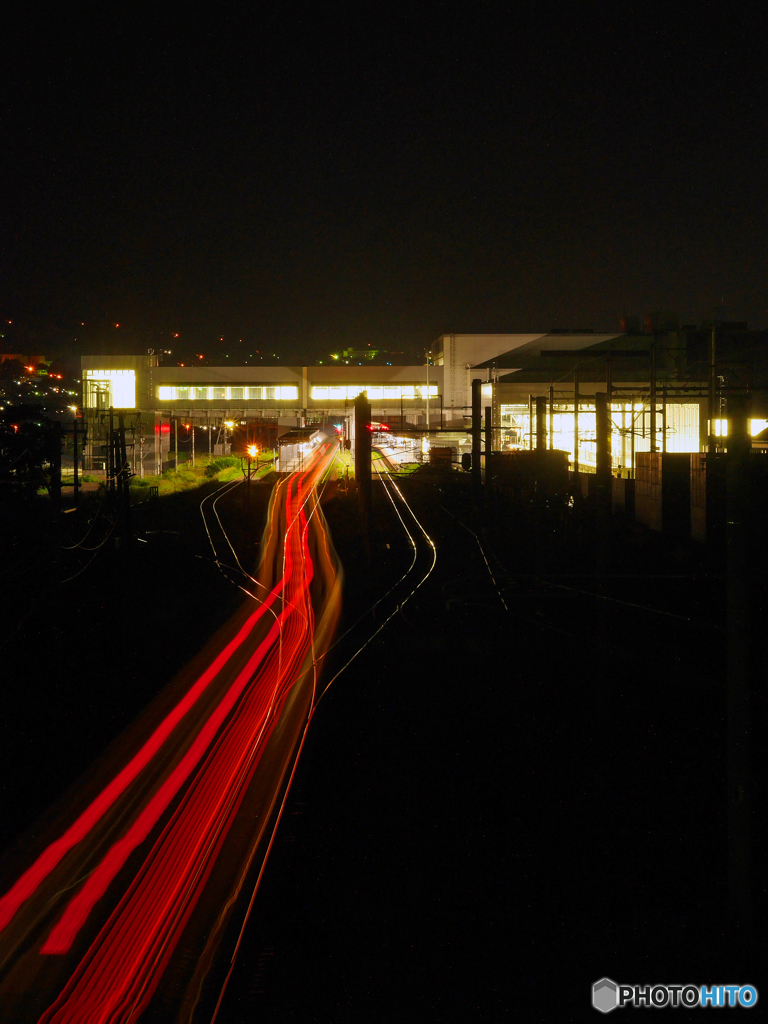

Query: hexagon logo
<box><xmin>593</xmin><ymin>977</ymin><xmax>618</xmax><ymax>1013</ymax></box>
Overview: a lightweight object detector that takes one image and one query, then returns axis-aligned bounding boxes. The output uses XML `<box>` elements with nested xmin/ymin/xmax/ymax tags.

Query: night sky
<box><xmin>2</xmin><ymin>4</ymin><xmax>766</xmax><ymax>363</ymax></box>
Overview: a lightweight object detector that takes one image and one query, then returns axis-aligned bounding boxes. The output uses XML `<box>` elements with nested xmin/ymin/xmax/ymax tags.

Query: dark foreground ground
<box><xmin>0</xmin><ymin>472</ymin><xmax>764</xmax><ymax>1021</ymax></box>
<box><xmin>219</xmin><ymin>473</ymin><xmax>764</xmax><ymax>1022</ymax></box>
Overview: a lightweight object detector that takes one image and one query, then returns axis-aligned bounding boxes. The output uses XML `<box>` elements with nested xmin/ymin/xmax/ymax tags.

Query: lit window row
<box><xmin>157</xmin><ymin>385</ymin><xmax>299</xmax><ymax>401</ymax></box>
<box><xmin>713</xmin><ymin>418</ymin><xmax>768</xmax><ymax>437</ymax></box>
<box><xmin>310</xmin><ymin>384</ymin><xmax>438</xmax><ymax>400</ymax></box>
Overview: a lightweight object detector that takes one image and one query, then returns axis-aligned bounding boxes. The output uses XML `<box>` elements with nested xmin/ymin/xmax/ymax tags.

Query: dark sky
<box><xmin>2</xmin><ymin>4</ymin><xmax>766</xmax><ymax>362</ymax></box>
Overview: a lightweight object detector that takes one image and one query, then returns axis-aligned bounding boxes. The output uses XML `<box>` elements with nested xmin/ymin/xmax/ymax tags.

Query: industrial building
<box><xmin>79</xmin><ymin>325</ymin><xmax>767</xmax><ymax>474</ymax></box>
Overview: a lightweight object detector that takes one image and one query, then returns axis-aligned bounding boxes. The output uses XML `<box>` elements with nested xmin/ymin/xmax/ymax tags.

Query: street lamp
<box><xmin>69</xmin><ymin>406</ymin><xmax>80</xmax><ymax>497</ymax></box>
<box><xmin>184</xmin><ymin>422</ymin><xmax>195</xmax><ymax>467</ymax></box>
<box><xmin>425</xmin><ymin>348</ymin><xmax>431</xmax><ymax>433</ymax></box>
<box><xmin>224</xmin><ymin>420</ymin><xmax>235</xmax><ymax>456</ymax></box>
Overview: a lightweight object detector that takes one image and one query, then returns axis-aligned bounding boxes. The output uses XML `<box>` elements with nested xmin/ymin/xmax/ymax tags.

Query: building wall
<box><xmin>81</xmin><ymin>356</ymin><xmax>444</xmax><ymax>415</ymax></box>
<box><xmin>494</xmin><ymin>381</ymin><xmax>705</xmax><ymax>471</ymax></box>
<box><xmin>433</xmin><ymin>334</ymin><xmax>544</xmax><ymax>420</ymax></box>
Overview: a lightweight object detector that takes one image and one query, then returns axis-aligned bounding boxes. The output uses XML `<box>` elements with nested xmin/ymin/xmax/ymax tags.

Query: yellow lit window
<box><xmin>85</xmin><ymin>369</ymin><xmax>136</xmax><ymax>408</ymax></box>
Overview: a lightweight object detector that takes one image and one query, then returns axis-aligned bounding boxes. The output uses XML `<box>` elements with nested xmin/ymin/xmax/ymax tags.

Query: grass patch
<box><xmin>128</xmin><ymin>453</ymin><xmax>276</xmax><ymax>497</ymax></box>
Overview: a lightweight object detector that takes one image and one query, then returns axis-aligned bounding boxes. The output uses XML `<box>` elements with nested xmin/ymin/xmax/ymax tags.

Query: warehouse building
<box><xmin>80</xmin><ymin>325</ymin><xmax>766</xmax><ymax>474</ymax></box>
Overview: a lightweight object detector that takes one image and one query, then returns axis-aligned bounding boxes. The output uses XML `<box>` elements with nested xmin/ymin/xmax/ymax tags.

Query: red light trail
<box><xmin>0</xmin><ymin>443</ymin><xmax>342</xmax><ymax>1023</ymax></box>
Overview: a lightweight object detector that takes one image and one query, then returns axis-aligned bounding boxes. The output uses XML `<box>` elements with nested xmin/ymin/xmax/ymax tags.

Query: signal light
<box><xmin>247</xmin><ymin>444</ymin><xmax>259</xmax><ymax>457</ymax></box>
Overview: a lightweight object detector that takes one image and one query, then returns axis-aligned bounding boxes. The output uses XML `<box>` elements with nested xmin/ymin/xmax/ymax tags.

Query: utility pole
<box><xmin>471</xmin><ymin>378</ymin><xmax>482</xmax><ymax>490</ymax></box>
<box><xmin>108</xmin><ymin>407</ymin><xmax>116</xmax><ymax>491</ymax></box>
<box><xmin>630</xmin><ymin>395</ymin><xmax>636</xmax><ymax>477</ymax></box>
<box><xmin>72</xmin><ymin>410</ymin><xmax>79</xmax><ymax>499</ymax></box>
<box><xmin>649</xmin><ymin>339</ymin><xmax>657</xmax><ymax>453</ymax></box>
<box><xmin>354</xmin><ymin>391</ymin><xmax>372</xmax><ymax>526</ymax></box>
<box><xmin>725</xmin><ymin>392</ymin><xmax>752</xmax><ymax>937</ymax></box>
<box><xmin>595</xmin><ymin>391</ymin><xmax>612</xmax><ymax>502</ymax></box>
<box><xmin>708</xmin><ymin>323</ymin><xmax>718</xmax><ymax>453</ymax></box>
<box><xmin>117</xmin><ymin>413</ymin><xmax>132</xmax><ymax>537</ymax></box>
<box><xmin>528</xmin><ymin>395</ymin><xmax>534</xmax><ymax>449</ymax></box>
<box><xmin>535</xmin><ymin>396</ymin><xmax>546</xmax><ymax>449</ymax></box>
<box><xmin>49</xmin><ymin>420</ymin><xmax>62</xmax><ymax>514</ymax></box>
<box><xmin>191</xmin><ymin>420</ymin><xmax>195</xmax><ymax>467</ymax></box>
<box><xmin>425</xmin><ymin>350</ymin><xmax>430</xmax><ymax>433</ymax></box>
<box><xmin>548</xmin><ymin>385</ymin><xmax>554</xmax><ymax>449</ymax></box>
<box><xmin>573</xmin><ymin>370</ymin><xmax>580</xmax><ymax>475</ymax></box>
<box><xmin>174</xmin><ymin>416</ymin><xmax>178</xmax><ymax>472</ymax></box>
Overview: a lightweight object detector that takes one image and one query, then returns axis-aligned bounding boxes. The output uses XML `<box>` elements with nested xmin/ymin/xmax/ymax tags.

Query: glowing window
<box><xmin>367</xmin><ymin>386</ymin><xmax>383</xmax><ymax>399</ymax></box>
<box><xmin>329</xmin><ymin>386</ymin><xmax>345</xmax><ymax>399</ymax></box>
<box><xmin>311</xmin><ymin>386</ymin><xmax>329</xmax><ymax>399</ymax></box>
<box><xmin>384</xmin><ymin>386</ymin><xmax>399</xmax><ymax>398</ymax></box>
<box><xmin>266</xmin><ymin>386</ymin><xmax>276</xmax><ymax>400</ymax></box>
<box><xmin>158</xmin><ymin>386</ymin><xmax>174</xmax><ymax>400</ymax></box>
<box><xmin>212</xmin><ymin>387</ymin><xmax>226</xmax><ymax>400</ymax></box>
<box><xmin>249</xmin><ymin>386</ymin><xmax>263</xmax><ymax>399</ymax></box>
<box><xmin>192</xmin><ymin>386</ymin><xmax>208</xmax><ymax>400</ymax></box>
<box><xmin>401</xmin><ymin>386</ymin><xmax>415</xmax><ymax>398</ymax></box>
<box><xmin>230</xmin><ymin>387</ymin><xmax>244</xmax><ymax>400</ymax></box>
<box><xmin>176</xmin><ymin>387</ymin><xmax>189</xmax><ymax>401</ymax></box>
<box><xmin>279</xmin><ymin>386</ymin><xmax>299</xmax><ymax>400</ymax></box>
<box><xmin>84</xmin><ymin>369</ymin><xmax>136</xmax><ymax>408</ymax></box>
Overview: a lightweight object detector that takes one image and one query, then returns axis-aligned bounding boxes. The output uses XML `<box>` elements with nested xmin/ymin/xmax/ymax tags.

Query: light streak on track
<box><xmin>207</xmin><ymin>458</ymin><xmax>438</xmax><ymax>1022</ymax></box>
<box><xmin>0</xmin><ymin>444</ymin><xmax>342</xmax><ymax>1023</ymax></box>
